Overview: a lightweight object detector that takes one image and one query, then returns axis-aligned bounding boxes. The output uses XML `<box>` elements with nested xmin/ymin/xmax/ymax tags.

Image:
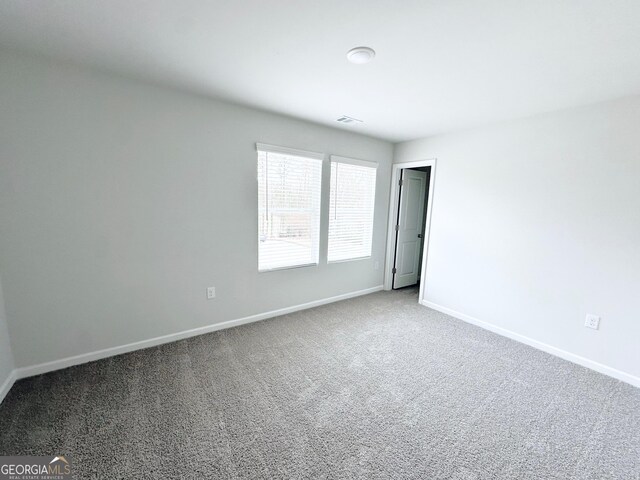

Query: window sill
<box><xmin>258</xmin><ymin>262</ymin><xmax>318</xmax><ymax>273</ymax></box>
<box><xmin>327</xmin><ymin>256</ymin><xmax>372</xmax><ymax>264</ymax></box>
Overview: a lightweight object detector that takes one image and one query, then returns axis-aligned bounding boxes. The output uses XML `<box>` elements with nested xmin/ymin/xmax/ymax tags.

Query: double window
<box><xmin>257</xmin><ymin>144</ymin><xmax>377</xmax><ymax>271</ymax></box>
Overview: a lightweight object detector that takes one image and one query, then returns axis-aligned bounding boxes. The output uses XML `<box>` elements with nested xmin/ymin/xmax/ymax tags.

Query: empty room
<box><xmin>0</xmin><ymin>1</ymin><xmax>639</xmax><ymax>479</ymax></box>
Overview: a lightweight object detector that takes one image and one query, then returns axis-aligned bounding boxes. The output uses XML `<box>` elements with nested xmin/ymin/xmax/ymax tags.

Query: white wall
<box><xmin>0</xmin><ymin>274</ymin><xmax>15</xmax><ymax>398</ymax></box>
<box><xmin>0</xmin><ymin>50</ymin><xmax>393</xmax><ymax>369</ymax></box>
<box><xmin>396</xmin><ymin>96</ymin><xmax>640</xmax><ymax>381</ymax></box>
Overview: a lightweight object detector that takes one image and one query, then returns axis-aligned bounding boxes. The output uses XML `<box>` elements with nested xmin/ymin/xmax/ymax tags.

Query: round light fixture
<box><xmin>347</xmin><ymin>46</ymin><xmax>376</xmax><ymax>64</ymax></box>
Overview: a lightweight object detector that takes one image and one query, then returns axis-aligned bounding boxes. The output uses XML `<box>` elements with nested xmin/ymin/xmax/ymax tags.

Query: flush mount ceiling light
<box><xmin>346</xmin><ymin>46</ymin><xmax>376</xmax><ymax>64</ymax></box>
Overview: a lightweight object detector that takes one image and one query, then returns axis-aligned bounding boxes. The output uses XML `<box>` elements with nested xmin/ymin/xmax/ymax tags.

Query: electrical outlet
<box><xmin>584</xmin><ymin>314</ymin><xmax>600</xmax><ymax>330</ymax></box>
<box><xmin>207</xmin><ymin>287</ymin><xmax>216</xmax><ymax>300</ymax></box>
<box><xmin>374</xmin><ymin>260</ymin><xmax>380</xmax><ymax>270</ymax></box>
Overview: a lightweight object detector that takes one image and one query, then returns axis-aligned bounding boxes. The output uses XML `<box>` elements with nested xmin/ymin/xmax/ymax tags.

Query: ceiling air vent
<box><xmin>336</xmin><ymin>115</ymin><xmax>363</xmax><ymax>124</ymax></box>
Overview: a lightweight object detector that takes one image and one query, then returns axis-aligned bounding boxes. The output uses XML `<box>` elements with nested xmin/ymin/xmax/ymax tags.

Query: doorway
<box><xmin>384</xmin><ymin>160</ymin><xmax>436</xmax><ymax>304</ymax></box>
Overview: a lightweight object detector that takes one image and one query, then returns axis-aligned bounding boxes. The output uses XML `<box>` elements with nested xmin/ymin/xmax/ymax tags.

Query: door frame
<box><xmin>383</xmin><ymin>159</ymin><xmax>437</xmax><ymax>305</ymax></box>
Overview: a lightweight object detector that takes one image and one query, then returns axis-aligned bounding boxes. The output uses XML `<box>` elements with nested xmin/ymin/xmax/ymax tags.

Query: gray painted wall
<box><xmin>395</xmin><ymin>96</ymin><xmax>640</xmax><ymax>379</ymax></box>
<box><xmin>0</xmin><ymin>51</ymin><xmax>393</xmax><ymax>368</ymax></box>
<box><xmin>0</xmin><ymin>275</ymin><xmax>14</xmax><ymax>389</ymax></box>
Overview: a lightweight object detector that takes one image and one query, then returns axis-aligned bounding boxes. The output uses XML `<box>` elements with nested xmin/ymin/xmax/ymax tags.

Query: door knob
<box><xmin>417</xmin><ymin>234</ymin><xmax>423</xmax><ymax>238</ymax></box>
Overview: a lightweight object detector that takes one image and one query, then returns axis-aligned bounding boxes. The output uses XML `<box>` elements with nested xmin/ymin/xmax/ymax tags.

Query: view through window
<box><xmin>257</xmin><ymin>147</ymin><xmax>322</xmax><ymax>271</ymax></box>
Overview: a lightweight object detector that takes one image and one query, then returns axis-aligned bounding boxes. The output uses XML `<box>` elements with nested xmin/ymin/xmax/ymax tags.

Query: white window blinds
<box><xmin>328</xmin><ymin>156</ymin><xmax>377</xmax><ymax>262</ymax></box>
<box><xmin>257</xmin><ymin>144</ymin><xmax>323</xmax><ymax>271</ymax></box>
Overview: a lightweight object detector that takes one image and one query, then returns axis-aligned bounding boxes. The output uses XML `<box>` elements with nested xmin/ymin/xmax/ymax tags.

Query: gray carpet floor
<box><xmin>0</xmin><ymin>288</ymin><xmax>638</xmax><ymax>479</ymax></box>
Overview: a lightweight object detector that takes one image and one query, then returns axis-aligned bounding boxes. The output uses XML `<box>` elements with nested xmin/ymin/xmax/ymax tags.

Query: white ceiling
<box><xmin>1</xmin><ymin>0</ymin><xmax>640</xmax><ymax>142</ymax></box>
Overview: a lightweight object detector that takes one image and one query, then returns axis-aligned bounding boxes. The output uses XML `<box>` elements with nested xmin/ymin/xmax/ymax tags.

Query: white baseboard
<box><xmin>421</xmin><ymin>300</ymin><xmax>640</xmax><ymax>389</ymax></box>
<box><xmin>14</xmin><ymin>285</ymin><xmax>384</xmax><ymax>381</ymax></box>
<box><xmin>0</xmin><ymin>370</ymin><xmax>16</xmax><ymax>405</ymax></box>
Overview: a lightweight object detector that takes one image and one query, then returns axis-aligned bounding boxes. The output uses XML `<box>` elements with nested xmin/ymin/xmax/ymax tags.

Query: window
<box><xmin>257</xmin><ymin>143</ymin><xmax>323</xmax><ymax>271</ymax></box>
<box><xmin>328</xmin><ymin>156</ymin><xmax>377</xmax><ymax>262</ymax></box>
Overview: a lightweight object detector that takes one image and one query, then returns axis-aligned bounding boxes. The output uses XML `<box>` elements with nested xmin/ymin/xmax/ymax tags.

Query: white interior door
<box><xmin>393</xmin><ymin>169</ymin><xmax>427</xmax><ymax>289</ymax></box>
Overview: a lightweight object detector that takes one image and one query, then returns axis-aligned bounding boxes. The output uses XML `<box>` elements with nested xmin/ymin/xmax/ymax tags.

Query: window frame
<box><xmin>256</xmin><ymin>143</ymin><xmax>324</xmax><ymax>273</ymax></box>
<box><xmin>327</xmin><ymin>155</ymin><xmax>378</xmax><ymax>264</ymax></box>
